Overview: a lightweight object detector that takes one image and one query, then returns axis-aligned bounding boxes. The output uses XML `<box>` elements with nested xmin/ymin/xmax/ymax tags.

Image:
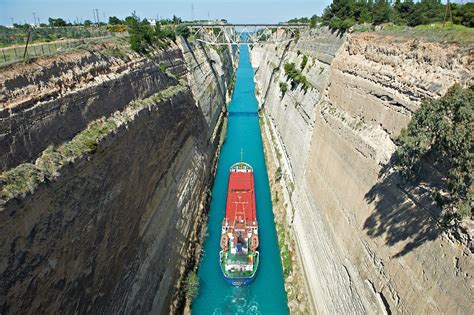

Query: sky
<box><xmin>0</xmin><ymin>0</ymin><xmax>332</xmax><ymax>25</ymax></box>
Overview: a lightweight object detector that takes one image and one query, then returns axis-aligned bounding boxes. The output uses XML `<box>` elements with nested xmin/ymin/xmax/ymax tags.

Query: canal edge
<box><xmin>259</xmin><ymin>109</ymin><xmax>314</xmax><ymax>314</ymax></box>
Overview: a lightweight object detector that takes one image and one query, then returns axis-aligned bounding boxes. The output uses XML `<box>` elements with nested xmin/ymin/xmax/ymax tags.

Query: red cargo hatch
<box><xmin>225</xmin><ymin>171</ymin><xmax>256</xmax><ymax>224</ymax></box>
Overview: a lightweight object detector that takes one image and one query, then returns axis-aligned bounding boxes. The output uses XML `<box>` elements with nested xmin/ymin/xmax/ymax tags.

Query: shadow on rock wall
<box><xmin>363</xmin><ymin>159</ymin><xmax>442</xmax><ymax>258</ymax></box>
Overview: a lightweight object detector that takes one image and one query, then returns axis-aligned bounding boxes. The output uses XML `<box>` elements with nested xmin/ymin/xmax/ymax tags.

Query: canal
<box><xmin>192</xmin><ymin>45</ymin><xmax>288</xmax><ymax>314</ymax></box>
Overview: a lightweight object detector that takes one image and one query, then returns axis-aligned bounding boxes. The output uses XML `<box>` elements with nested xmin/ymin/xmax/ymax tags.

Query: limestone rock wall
<box><xmin>0</xmin><ymin>39</ymin><xmax>236</xmax><ymax>314</ymax></box>
<box><xmin>0</xmin><ymin>41</ymin><xmax>186</xmax><ymax>171</ymax></box>
<box><xmin>252</xmin><ymin>29</ymin><xmax>473</xmax><ymax>314</ymax></box>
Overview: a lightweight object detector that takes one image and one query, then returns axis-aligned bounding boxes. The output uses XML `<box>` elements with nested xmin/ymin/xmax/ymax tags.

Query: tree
<box><xmin>310</xmin><ymin>14</ymin><xmax>320</xmax><ymax>28</ymax></box>
<box><xmin>372</xmin><ymin>0</ymin><xmax>392</xmax><ymax>25</ymax></box>
<box><xmin>13</xmin><ymin>23</ymin><xmax>30</xmax><ymax>29</ymax></box>
<box><xmin>172</xmin><ymin>15</ymin><xmax>182</xmax><ymax>24</ymax></box>
<box><xmin>83</xmin><ymin>20</ymin><xmax>93</xmax><ymax>27</ymax></box>
<box><xmin>321</xmin><ymin>0</ymin><xmax>357</xmax><ymax>30</ymax></box>
<box><xmin>126</xmin><ymin>13</ymin><xmax>148</xmax><ymax>52</ymax></box>
<box><xmin>48</xmin><ymin>18</ymin><xmax>67</xmax><ymax>27</ymax></box>
<box><xmin>353</xmin><ymin>0</ymin><xmax>373</xmax><ymax>24</ymax></box>
<box><xmin>108</xmin><ymin>16</ymin><xmax>123</xmax><ymax>25</ymax></box>
<box><xmin>418</xmin><ymin>0</ymin><xmax>444</xmax><ymax>25</ymax></box>
<box><xmin>395</xmin><ymin>85</ymin><xmax>473</xmax><ymax>220</ymax></box>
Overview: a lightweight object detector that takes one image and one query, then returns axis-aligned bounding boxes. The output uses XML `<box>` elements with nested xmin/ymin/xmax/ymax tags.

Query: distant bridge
<box><xmin>188</xmin><ymin>23</ymin><xmax>309</xmax><ymax>45</ymax></box>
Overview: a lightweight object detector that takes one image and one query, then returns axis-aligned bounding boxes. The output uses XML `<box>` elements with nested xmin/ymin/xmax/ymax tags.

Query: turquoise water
<box><xmin>192</xmin><ymin>45</ymin><xmax>288</xmax><ymax>314</ymax></box>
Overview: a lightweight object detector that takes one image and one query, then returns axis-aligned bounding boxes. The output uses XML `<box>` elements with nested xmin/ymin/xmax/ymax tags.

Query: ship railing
<box><xmin>220</xmin><ymin>250</ymin><xmax>259</xmax><ymax>279</ymax></box>
<box><xmin>230</xmin><ymin>162</ymin><xmax>253</xmax><ymax>172</ymax></box>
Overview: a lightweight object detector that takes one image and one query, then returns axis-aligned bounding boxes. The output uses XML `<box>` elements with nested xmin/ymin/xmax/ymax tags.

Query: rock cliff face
<box><xmin>0</xmin><ymin>38</ymin><xmax>236</xmax><ymax>314</ymax></box>
<box><xmin>251</xmin><ymin>29</ymin><xmax>473</xmax><ymax>314</ymax></box>
<box><xmin>0</xmin><ymin>39</ymin><xmax>187</xmax><ymax>171</ymax></box>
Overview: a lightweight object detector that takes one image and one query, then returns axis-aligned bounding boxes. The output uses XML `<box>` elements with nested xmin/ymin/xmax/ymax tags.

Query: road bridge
<box><xmin>188</xmin><ymin>23</ymin><xmax>309</xmax><ymax>45</ymax></box>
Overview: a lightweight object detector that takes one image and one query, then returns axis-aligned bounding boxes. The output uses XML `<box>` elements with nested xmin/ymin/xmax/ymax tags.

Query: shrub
<box><xmin>283</xmin><ymin>62</ymin><xmax>310</xmax><ymax>91</ymax></box>
<box><xmin>159</xmin><ymin>63</ymin><xmax>166</xmax><ymax>72</ymax></box>
<box><xmin>300</xmin><ymin>55</ymin><xmax>308</xmax><ymax>70</ymax></box>
<box><xmin>395</xmin><ymin>85</ymin><xmax>473</xmax><ymax>219</ymax></box>
<box><xmin>184</xmin><ymin>271</ymin><xmax>200</xmax><ymax>302</ymax></box>
<box><xmin>176</xmin><ymin>24</ymin><xmax>190</xmax><ymax>39</ymax></box>
<box><xmin>279</xmin><ymin>82</ymin><xmax>288</xmax><ymax>95</ymax></box>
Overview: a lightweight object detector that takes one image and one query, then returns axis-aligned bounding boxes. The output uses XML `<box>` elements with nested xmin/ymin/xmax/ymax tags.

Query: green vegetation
<box><xmin>0</xmin><ymin>164</ymin><xmax>41</xmax><ymax>201</ymax></box>
<box><xmin>125</xmin><ymin>13</ymin><xmax>190</xmax><ymax>53</ymax></box>
<box><xmin>0</xmin><ymin>118</ymin><xmax>116</xmax><ymax>201</ymax></box>
<box><xmin>176</xmin><ymin>24</ymin><xmax>191</xmax><ymax>39</ymax></box>
<box><xmin>276</xmin><ymin>224</ymin><xmax>292</xmax><ymax>277</ymax></box>
<box><xmin>159</xmin><ymin>63</ymin><xmax>167</xmax><ymax>72</ymax></box>
<box><xmin>0</xmin><ymin>84</ymin><xmax>186</xmax><ymax>204</ymax></box>
<box><xmin>48</xmin><ymin>18</ymin><xmax>67</xmax><ymax>27</ymax></box>
<box><xmin>184</xmin><ymin>271</ymin><xmax>200</xmax><ymax>302</ymax></box>
<box><xmin>283</xmin><ymin>62</ymin><xmax>310</xmax><ymax>92</ymax></box>
<box><xmin>0</xmin><ymin>25</ymin><xmax>110</xmax><ymax>47</ymax></box>
<box><xmin>108</xmin><ymin>16</ymin><xmax>123</xmax><ymax>25</ymax></box>
<box><xmin>288</xmin><ymin>1</ymin><xmax>473</xmax><ymax>31</ymax></box>
<box><xmin>279</xmin><ymin>82</ymin><xmax>288</xmax><ymax>96</ymax></box>
<box><xmin>228</xmin><ymin>73</ymin><xmax>236</xmax><ymax>96</ymax></box>
<box><xmin>381</xmin><ymin>22</ymin><xmax>474</xmax><ymax>45</ymax></box>
<box><xmin>394</xmin><ymin>85</ymin><xmax>473</xmax><ymax>220</ymax></box>
<box><xmin>126</xmin><ymin>13</ymin><xmax>157</xmax><ymax>53</ymax></box>
<box><xmin>288</xmin><ymin>15</ymin><xmax>321</xmax><ymax>28</ymax></box>
<box><xmin>300</xmin><ymin>55</ymin><xmax>308</xmax><ymax>70</ymax></box>
<box><xmin>275</xmin><ymin>167</ymin><xmax>283</xmax><ymax>181</ymax></box>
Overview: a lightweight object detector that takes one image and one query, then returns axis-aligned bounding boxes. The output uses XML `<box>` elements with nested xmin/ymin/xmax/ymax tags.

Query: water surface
<box><xmin>192</xmin><ymin>45</ymin><xmax>288</xmax><ymax>314</ymax></box>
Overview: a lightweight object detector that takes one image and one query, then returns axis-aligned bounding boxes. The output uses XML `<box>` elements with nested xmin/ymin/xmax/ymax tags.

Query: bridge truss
<box><xmin>188</xmin><ymin>23</ymin><xmax>309</xmax><ymax>45</ymax></box>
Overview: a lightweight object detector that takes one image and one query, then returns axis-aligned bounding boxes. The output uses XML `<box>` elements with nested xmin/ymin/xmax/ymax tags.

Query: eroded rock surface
<box><xmin>252</xmin><ymin>29</ymin><xmax>473</xmax><ymax>314</ymax></box>
<box><xmin>0</xmin><ymin>39</ymin><xmax>236</xmax><ymax>314</ymax></box>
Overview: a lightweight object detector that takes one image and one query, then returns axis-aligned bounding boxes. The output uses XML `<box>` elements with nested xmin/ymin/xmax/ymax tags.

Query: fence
<box><xmin>0</xmin><ymin>34</ymin><xmax>128</xmax><ymax>65</ymax></box>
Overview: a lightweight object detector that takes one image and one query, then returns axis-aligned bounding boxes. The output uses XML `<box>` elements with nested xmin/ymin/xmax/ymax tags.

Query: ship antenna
<box><xmin>240</xmin><ymin>148</ymin><xmax>243</xmax><ymax>167</ymax></box>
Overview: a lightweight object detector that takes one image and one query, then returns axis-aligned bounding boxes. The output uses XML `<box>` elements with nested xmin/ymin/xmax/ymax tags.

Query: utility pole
<box><xmin>191</xmin><ymin>3</ymin><xmax>195</xmax><ymax>21</ymax></box>
<box><xmin>443</xmin><ymin>0</ymin><xmax>453</xmax><ymax>27</ymax></box>
<box><xmin>11</xmin><ymin>17</ymin><xmax>14</xmax><ymax>26</ymax></box>
<box><xmin>96</xmin><ymin>9</ymin><xmax>100</xmax><ymax>25</ymax></box>
<box><xmin>32</xmin><ymin>12</ymin><xmax>37</xmax><ymax>26</ymax></box>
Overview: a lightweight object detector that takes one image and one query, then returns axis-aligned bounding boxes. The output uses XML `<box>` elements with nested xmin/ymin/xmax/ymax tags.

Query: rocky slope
<box><xmin>251</xmin><ymin>29</ymin><xmax>473</xmax><ymax>314</ymax></box>
<box><xmin>0</xmin><ymin>37</ymin><xmax>236</xmax><ymax>314</ymax></box>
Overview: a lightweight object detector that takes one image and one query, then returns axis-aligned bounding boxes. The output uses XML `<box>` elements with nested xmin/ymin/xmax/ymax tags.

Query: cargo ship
<box><xmin>219</xmin><ymin>161</ymin><xmax>259</xmax><ymax>286</ymax></box>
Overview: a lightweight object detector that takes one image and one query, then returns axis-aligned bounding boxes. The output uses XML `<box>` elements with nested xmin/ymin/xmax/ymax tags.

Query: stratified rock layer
<box><xmin>252</xmin><ymin>29</ymin><xmax>473</xmax><ymax>314</ymax></box>
<box><xmin>0</xmin><ymin>39</ymin><xmax>236</xmax><ymax>314</ymax></box>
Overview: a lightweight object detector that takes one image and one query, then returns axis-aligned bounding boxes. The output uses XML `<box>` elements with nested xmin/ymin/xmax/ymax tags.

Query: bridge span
<box><xmin>187</xmin><ymin>23</ymin><xmax>309</xmax><ymax>45</ymax></box>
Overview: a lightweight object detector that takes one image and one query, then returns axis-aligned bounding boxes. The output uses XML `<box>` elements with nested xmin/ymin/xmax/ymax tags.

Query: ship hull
<box><xmin>220</xmin><ymin>162</ymin><xmax>259</xmax><ymax>286</ymax></box>
<box><xmin>222</xmin><ymin>272</ymin><xmax>257</xmax><ymax>286</ymax></box>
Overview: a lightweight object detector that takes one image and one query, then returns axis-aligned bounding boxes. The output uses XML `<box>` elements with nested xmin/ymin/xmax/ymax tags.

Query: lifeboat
<box><xmin>220</xmin><ymin>234</ymin><xmax>229</xmax><ymax>251</ymax></box>
<box><xmin>250</xmin><ymin>234</ymin><xmax>259</xmax><ymax>251</ymax></box>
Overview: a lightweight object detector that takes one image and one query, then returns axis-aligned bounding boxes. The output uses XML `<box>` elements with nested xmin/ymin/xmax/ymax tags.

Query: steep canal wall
<box><xmin>251</xmin><ymin>29</ymin><xmax>473</xmax><ymax>314</ymax></box>
<box><xmin>0</xmin><ymin>37</ymin><xmax>236</xmax><ymax>314</ymax></box>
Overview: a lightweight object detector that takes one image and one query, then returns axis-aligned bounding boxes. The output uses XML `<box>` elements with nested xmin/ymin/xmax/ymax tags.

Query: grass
<box><xmin>380</xmin><ymin>22</ymin><xmax>474</xmax><ymax>45</ymax></box>
<box><xmin>0</xmin><ymin>84</ymin><xmax>186</xmax><ymax>206</ymax></box>
<box><xmin>276</xmin><ymin>223</ymin><xmax>293</xmax><ymax>277</ymax></box>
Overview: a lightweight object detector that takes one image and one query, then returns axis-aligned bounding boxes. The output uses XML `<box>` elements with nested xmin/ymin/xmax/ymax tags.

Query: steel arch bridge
<box><xmin>188</xmin><ymin>23</ymin><xmax>309</xmax><ymax>45</ymax></box>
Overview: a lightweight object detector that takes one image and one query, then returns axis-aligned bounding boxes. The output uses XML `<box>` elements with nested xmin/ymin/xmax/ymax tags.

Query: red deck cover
<box><xmin>225</xmin><ymin>171</ymin><xmax>256</xmax><ymax>223</ymax></box>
